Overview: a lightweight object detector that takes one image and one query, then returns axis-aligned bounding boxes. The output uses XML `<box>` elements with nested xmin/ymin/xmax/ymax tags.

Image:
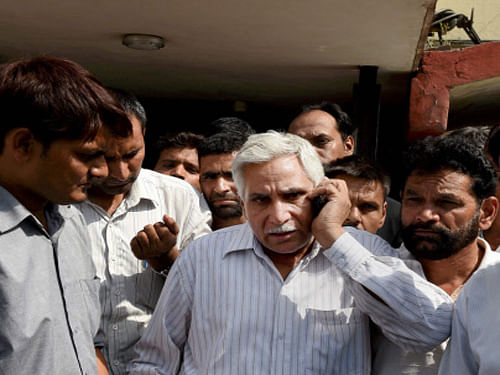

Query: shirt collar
<box><xmin>0</xmin><ymin>186</ymin><xmax>67</xmax><ymax>234</ymax></box>
<box><xmin>121</xmin><ymin>169</ymin><xmax>159</xmax><ymax>210</ymax></box>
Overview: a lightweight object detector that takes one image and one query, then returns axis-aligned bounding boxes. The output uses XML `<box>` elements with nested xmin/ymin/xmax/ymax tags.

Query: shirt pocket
<box><xmin>304</xmin><ymin>307</ymin><xmax>369</xmax><ymax>375</ymax></box>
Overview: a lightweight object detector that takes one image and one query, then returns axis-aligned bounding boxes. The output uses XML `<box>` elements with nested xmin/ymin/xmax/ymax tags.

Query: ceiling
<box><xmin>0</xmin><ymin>0</ymin><xmax>436</xmax><ymax>106</ymax></box>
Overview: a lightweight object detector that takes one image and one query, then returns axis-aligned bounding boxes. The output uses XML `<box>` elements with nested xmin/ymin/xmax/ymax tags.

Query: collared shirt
<box><xmin>372</xmin><ymin>239</ymin><xmax>495</xmax><ymax>375</ymax></box>
<box><xmin>0</xmin><ymin>186</ymin><xmax>100</xmax><ymax>375</ymax></box>
<box><xmin>76</xmin><ymin>169</ymin><xmax>211</xmax><ymax>375</ymax></box>
<box><xmin>129</xmin><ymin>224</ymin><xmax>453</xmax><ymax>375</ymax></box>
<box><xmin>438</xmin><ymin>246</ymin><xmax>500</xmax><ymax>375</ymax></box>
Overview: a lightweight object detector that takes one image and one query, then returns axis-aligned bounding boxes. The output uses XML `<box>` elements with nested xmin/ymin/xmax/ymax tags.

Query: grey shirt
<box><xmin>0</xmin><ymin>187</ymin><xmax>101</xmax><ymax>375</ymax></box>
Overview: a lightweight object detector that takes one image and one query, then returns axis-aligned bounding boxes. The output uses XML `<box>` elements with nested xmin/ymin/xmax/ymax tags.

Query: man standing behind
<box><xmin>288</xmin><ymin>101</ymin><xmax>401</xmax><ymax>246</ymax></box>
<box><xmin>288</xmin><ymin>101</ymin><xmax>355</xmax><ymax>165</ymax></box>
<box><xmin>324</xmin><ymin>155</ymin><xmax>389</xmax><ymax>235</ymax></box>
<box><xmin>198</xmin><ymin>132</ymin><xmax>248</xmax><ymax>230</ymax></box>
<box><xmin>76</xmin><ymin>89</ymin><xmax>211</xmax><ymax>374</ymax></box>
<box><xmin>0</xmin><ymin>57</ymin><xmax>131</xmax><ymax>374</ymax></box>
<box><xmin>130</xmin><ymin>131</ymin><xmax>454</xmax><ymax>375</ymax></box>
<box><xmin>153</xmin><ymin>131</ymin><xmax>204</xmax><ymax>192</ymax></box>
<box><xmin>372</xmin><ymin>135</ymin><xmax>498</xmax><ymax>375</ymax></box>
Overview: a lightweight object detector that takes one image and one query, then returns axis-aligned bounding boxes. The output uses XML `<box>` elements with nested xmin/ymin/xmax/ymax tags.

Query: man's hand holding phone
<box><xmin>309</xmin><ymin>178</ymin><xmax>351</xmax><ymax>249</ymax></box>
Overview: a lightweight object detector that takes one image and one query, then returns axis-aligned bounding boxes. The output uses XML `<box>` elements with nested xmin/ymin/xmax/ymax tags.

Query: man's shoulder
<box><xmin>460</xmin><ymin>249</ymin><xmax>500</xmax><ymax>302</ymax></box>
<box><xmin>139</xmin><ymin>169</ymin><xmax>195</xmax><ymax>191</ymax></box>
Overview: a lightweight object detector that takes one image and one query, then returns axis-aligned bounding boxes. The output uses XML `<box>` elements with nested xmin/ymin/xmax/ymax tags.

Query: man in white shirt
<box><xmin>129</xmin><ymin>131</ymin><xmax>454</xmax><ymax>375</ymax></box>
<box><xmin>371</xmin><ymin>135</ymin><xmax>498</xmax><ymax>375</ymax></box>
<box><xmin>75</xmin><ymin>89</ymin><xmax>212</xmax><ymax>374</ymax></box>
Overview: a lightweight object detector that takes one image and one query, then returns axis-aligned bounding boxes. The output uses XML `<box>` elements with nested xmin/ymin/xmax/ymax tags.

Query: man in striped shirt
<box><xmin>76</xmin><ymin>89</ymin><xmax>212</xmax><ymax>374</ymax></box>
<box><xmin>130</xmin><ymin>131</ymin><xmax>453</xmax><ymax>375</ymax></box>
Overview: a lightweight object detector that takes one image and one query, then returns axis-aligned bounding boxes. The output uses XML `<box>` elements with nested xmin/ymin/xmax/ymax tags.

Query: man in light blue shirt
<box><xmin>0</xmin><ymin>56</ymin><xmax>131</xmax><ymax>375</ymax></box>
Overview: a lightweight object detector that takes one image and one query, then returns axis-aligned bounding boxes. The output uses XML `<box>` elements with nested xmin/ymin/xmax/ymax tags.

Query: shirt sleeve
<box><xmin>437</xmin><ymin>298</ymin><xmax>477</xmax><ymax>375</ymax></box>
<box><xmin>322</xmin><ymin>228</ymin><xmax>453</xmax><ymax>351</ymax></box>
<box><xmin>128</xmin><ymin>252</ymin><xmax>194</xmax><ymax>375</ymax></box>
<box><xmin>176</xmin><ymin>188</ymin><xmax>212</xmax><ymax>251</ymax></box>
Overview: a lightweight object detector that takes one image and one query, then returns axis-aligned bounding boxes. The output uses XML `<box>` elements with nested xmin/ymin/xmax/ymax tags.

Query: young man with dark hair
<box><xmin>206</xmin><ymin>116</ymin><xmax>255</xmax><ymax>138</ymax></box>
<box><xmin>76</xmin><ymin>89</ymin><xmax>211</xmax><ymax>375</ymax></box>
<box><xmin>324</xmin><ymin>155</ymin><xmax>390</xmax><ymax>236</ymax></box>
<box><xmin>198</xmin><ymin>132</ymin><xmax>248</xmax><ymax>230</ymax></box>
<box><xmin>0</xmin><ymin>56</ymin><xmax>131</xmax><ymax>375</ymax></box>
<box><xmin>372</xmin><ymin>135</ymin><xmax>498</xmax><ymax>375</ymax></box>
<box><xmin>154</xmin><ymin>132</ymin><xmax>204</xmax><ymax>191</ymax></box>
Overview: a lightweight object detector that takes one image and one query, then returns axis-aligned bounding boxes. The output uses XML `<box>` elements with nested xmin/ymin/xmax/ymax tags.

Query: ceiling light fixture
<box><xmin>122</xmin><ymin>34</ymin><xmax>165</xmax><ymax>50</ymax></box>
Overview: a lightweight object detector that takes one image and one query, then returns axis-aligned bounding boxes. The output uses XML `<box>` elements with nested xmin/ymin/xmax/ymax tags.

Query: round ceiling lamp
<box><xmin>122</xmin><ymin>34</ymin><xmax>165</xmax><ymax>50</ymax></box>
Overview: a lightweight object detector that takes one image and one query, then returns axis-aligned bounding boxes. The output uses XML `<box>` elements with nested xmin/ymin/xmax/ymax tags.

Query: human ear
<box><xmin>8</xmin><ymin>128</ymin><xmax>37</xmax><ymax>161</ymax></box>
<box><xmin>378</xmin><ymin>201</ymin><xmax>388</xmax><ymax>229</ymax></box>
<box><xmin>478</xmin><ymin>196</ymin><xmax>499</xmax><ymax>231</ymax></box>
<box><xmin>343</xmin><ymin>136</ymin><xmax>355</xmax><ymax>156</ymax></box>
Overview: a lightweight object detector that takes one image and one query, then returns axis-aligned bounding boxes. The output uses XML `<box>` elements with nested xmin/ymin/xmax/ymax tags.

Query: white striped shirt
<box><xmin>438</xmin><ymin>247</ymin><xmax>500</xmax><ymax>375</ymax></box>
<box><xmin>129</xmin><ymin>224</ymin><xmax>453</xmax><ymax>375</ymax></box>
<box><xmin>75</xmin><ymin>169</ymin><xmax>212</xmax><ymax>375</ymax></box>
<box><xmin>372</xmin><ymin>239</ymin><xmax>494</xmax><ymax>375</ymax></box>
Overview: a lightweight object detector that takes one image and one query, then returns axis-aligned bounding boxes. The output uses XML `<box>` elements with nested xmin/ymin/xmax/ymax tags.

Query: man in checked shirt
<box><xmin>130</xmin><ymin>131</ymin><xmax>455</xmax><ymax>375</ymax></box>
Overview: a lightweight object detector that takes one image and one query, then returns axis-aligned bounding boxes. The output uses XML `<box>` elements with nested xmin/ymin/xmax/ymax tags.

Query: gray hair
<box><xmin>232</xmin><ymin>130</ymin><xmax>324</xmax><ymax>198</ymax></box>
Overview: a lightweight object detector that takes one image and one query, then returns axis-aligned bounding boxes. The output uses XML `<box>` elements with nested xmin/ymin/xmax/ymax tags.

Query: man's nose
<box><xmin>170</xmin><ymin>165</ymin><xmax>186</xmax><ymax>180</ymax></box>
<box><xmin>344</xmin><ymin>206</ymin><xmax>361</xmax><ymax>228</ymax></box>
<box><xmin>269</xmin><ymin>200</ymin><xmax>291</xmax><ymax>224</ymax></box>
<box><xmin>89</xmin><ymin>156</ymin><xmax>108</xmax><ymax>179</ymax></box>
<box><xmin>214</xmin><ymin>176</ymin><xmax>230</xmax><ymax>194</ymax></box>
<box><xmin>415</xmin><ymin>206</ymin><xmax>440</xmax><ymax>223</ymax></box>
<box><xmin>109</xmin><ymin>161</ymin><xmax>129</xmax><ymax>180</ymax></box>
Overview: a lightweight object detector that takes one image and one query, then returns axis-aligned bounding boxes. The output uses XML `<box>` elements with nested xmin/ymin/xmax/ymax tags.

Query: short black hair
<box><xmin>206</xmin><ymin>117</ymin><xmax>255</xmax><ymax>138</ymax></box>
<box><xmin>0</xmin><ymin>56</ymin><xmax>131</xmax><ymax>153</ymax></box>
<box><xmin>299</xmin><ymin>101</ymin><xmax>355</xmax><ymax>140</ymax></box>
<box><xmin>155</xmin><ymin>132</ymin><xmax>204</xmax><ymax>153</ymax></box>
<box><xmin>324</xmin><ymin>155</ymin><xmax>391</xmax><ymax>199</ymax></box>
<box><xmin>441</xmin><ymin>126</ymin><xmax>490</xmax><ymax>150</ymax></box>
<box><xmin>486</xmin><ymin>125</ymin><xmax>500</xmax><ymax>167</ymax></box>
<box><xmin>198</xmin><ymin>132</ymin><xmax>248</xmax><ymax>159</ymax></box>
<box><xmin>108</xmin><ymin>88</ymin><xmax>147</xmax><ymax>130</ymax></box>
<box><xmin>403</xmin><ymin>135</ymin><xmax>497</xmax><ymax>202</ymax></box>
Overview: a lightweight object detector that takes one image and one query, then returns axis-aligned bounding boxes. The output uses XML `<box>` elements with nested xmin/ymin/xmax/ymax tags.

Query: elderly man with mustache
<box><xmin>129</xmin><ymin>131</ymin><xmax>458</xmax><ymax>375</ymax></box>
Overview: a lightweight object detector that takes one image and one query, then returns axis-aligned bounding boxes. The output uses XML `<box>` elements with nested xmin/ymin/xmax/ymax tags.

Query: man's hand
<box><xmin>130</xmin><ymin>214</ymin><xmax>180</xmax><ymax>271</ymax></box>
<box><xmin>309</xmin><ymin>178</ymin><xmax>351</xmax><ymax>249</ymax></box>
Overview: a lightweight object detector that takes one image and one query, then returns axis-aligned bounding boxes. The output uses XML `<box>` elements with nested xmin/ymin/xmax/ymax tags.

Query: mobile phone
<box><xmin>311</xmin><ymin>194</ymin><xmax>328</xmax><ymax>218</ymax></box>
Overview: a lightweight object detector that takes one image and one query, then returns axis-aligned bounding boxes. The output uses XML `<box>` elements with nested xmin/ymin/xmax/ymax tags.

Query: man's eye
<box><xmin>284</xmin><ymin>192</ymin><xmax>301</xmax><ymax>201</ymax></box>
<box><xmin>313</xmin><ymin>137</ymin><xmax>330</xmax><ymax>147</ymax></box>
<box><xmin>359</xmin><ymin>203</ymin><xmax>378</xmax><ymax>213</ymax></box>
<box><xmin>186</xmin><ymin>167</ymin><xmax>199</xmax><ymax>174</ymax></box>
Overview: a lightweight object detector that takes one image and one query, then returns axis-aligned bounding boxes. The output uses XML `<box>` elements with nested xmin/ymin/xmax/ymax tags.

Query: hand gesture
<box><xmin>309</xmin><ymin>178</ymin><xmax>351</xmax><ymax>248</ymax></box>
<box><xmin>130</xmin><ymin>214</ymin><xmax>180</xmax><ymax>270</ymax></box>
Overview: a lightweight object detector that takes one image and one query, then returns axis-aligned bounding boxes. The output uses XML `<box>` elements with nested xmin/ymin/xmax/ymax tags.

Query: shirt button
<box><xmin>113</xmin><ymin>360</ymin><xmax>120</xmax><ymax>366</ymax></box>
<box><xmin>112</xmin><ymin>324</ymin><xmax>118</xmax><ymax>330</ymax></box>
<box><xmin>111</xmin><ymin>258</ymin><xmax>116</xmax><ymax>262</ymax></box>
<box><xmin>114</xmin><ymin>289</ymin><xmax>121</xmax><ymax>296</ymax></box>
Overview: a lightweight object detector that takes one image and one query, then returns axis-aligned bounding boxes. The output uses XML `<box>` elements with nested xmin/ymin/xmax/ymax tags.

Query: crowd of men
<box><xmin>0</xmin><ymin>56</ymin><xmax>499</xmax><ymax>375</ymax></box>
